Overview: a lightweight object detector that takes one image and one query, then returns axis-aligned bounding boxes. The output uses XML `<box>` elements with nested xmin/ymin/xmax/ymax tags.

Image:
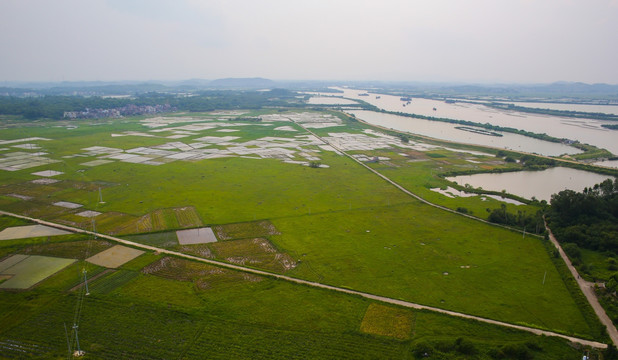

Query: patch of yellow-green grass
<box><xmin>20</xmin><ymin>238</ymin><xmax>112</xmax><ymax>259</ymax></box>
<box><xmin>120</xmin><ymin>274</ymin><xmax>204</xmax><ymax>308</ymax></box>
<box><xmin>360</xmin><ymin>303</ymin><xmax>414</xmax><ymax>340</ymax></box>
<box><xmin>94</xmin><ymin>211</ymin><xmax>141</xmax><ymax>235</ymax></box>
<box><xmin>175</xmin><ymin>206</ymin><xmax>203</xmax><ymax>228</ymax></box>
<box><xmin>151</xmin><ymin>210</ymin><xmax>166</xmax><ymax>231</ymax></box>
<box><xmin>119</xmin><ymin>252</ymin><xmax>162</xmax><ymax>271</ymax></box>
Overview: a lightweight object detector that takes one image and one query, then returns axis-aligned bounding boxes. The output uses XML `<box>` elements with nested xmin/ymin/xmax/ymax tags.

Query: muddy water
<box><xmin>347</xmin><ymin>110</ymin><xmax>580</xmax><ymax>157</ymax></box>
<box><xmin>447</xmin><ymin>167</ymin><xmax>615</xmax><ymax>202</ymax></box>
<box><xmin>339</xmin><ymin>88</ymin><xmax>618</xmax><ymax>156</ymax></box>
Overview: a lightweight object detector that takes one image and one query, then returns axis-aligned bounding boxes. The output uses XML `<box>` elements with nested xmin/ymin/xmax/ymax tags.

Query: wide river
<box><xmin>337</xmin><ymin>88</ymin><xmax>618</xmax><ymax>156</ymax></box>
<box><xmin>347</xmin><ymin>110</ymin><xmax>579</xmax><ymax>157</ymax></box>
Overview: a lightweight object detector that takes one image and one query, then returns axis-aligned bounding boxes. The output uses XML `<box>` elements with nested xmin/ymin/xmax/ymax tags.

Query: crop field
<box><xmin>0</xmin><ymin>264</ymin><xmax>585</xmax><ymax>359</ymax></box>
<box><xmin>86</xmin><ymin>245</ymin><xmax>144</xmax><ymax>268</ymax></box>
<box><xmin>20</xmin><ymin>239</ymin><xmax>112</xmax><ymax>259</ymax></box>
<box><xmin>360</xmin><ymin>303</ymin><xmax>415</xmax><ymax>340</ymax></box>
<box><xmin>0</xmin><ymin>111</ymin><xmax>610</xmax><ymax>357</ymax></box>
<box><xmin>142</xmin><ymin>256</ymin><xmax>260</xmax><ymax>289</ymax></box>
<box><xmin>87</xmin><ymin>269</ymin><xmax>141</xmax><ymax>294</ymax></box>
<box><xmin>0</xmin><ymin>254</ymin><xmax>76</xmax><ymax>289</ymax></box>
<box><xmin>209</xmin><ymin>237</ymin><xmax>296</xmax><ymax>273</ymax></box>
<box><xmin>213</xmin><ymin>219</ymin><xmax>280</xmax><ymax>240</ymax></box>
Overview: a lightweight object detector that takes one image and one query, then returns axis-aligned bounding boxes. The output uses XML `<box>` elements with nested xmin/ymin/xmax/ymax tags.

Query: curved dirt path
<box><xmin>545</xmin><ymin>222</ymin><xmax>618</xmax><ymax>345</ymax></box>
<box><xmin>0</xmin><ymin>210</ymin><xmax>607</xmax><ymax>349</ymax></box>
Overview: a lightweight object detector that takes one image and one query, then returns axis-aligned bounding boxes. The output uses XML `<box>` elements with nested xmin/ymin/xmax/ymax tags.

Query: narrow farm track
<box><xmin>295</xmin><ymin>121</ymin><xmax>526</xmax><ymax>233</ymax></box>
<box><xmin>0</xmin><ymin>210</ymin><xmax>607</xmax><ymax>349</ymax></box>
<box><xmin>545</xmin><ymin>222</ymin><xmax>618</xmax><ymax>346</ymax></box>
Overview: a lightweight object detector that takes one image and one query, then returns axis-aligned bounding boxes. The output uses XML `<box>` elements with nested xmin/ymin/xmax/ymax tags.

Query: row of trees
<box><xmin>488</xmin><ymin>102</ymin><xmax>618</xmax><ymax>122</ymax></box>
<box><xmin>0</xmin><ymin>89</ymin><xmax>300</xmax><ymax>120</ymax></box>
<box><xmin>486</xmin><ymin>204</ymin><xmax>546</xmax><ymax>234</ymax></box>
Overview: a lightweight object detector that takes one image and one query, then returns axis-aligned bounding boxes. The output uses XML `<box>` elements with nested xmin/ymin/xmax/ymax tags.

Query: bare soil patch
<box><xmin>31</xmin><ymin>170</ymin><xmax>63</xmax><ymax>177</ymax></box>
<box><xmin>76</xmin><ymin>210</ymin><xmax>102</xmax><ymax>218</ymax></box>
<box><xmin>86</xmin><ymin>245</ymin><xmax>144</xmax><ymax>268</ymax></box>
<box><xmin>0</xmin><ymin>225</ymin><xmax>71</xmax><ymax>240</ymax></box>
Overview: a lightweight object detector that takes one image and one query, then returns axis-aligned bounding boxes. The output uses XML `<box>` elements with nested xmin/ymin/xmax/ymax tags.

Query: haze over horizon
<box><xmin>1</xmin><ymin>0</ymin><xmax>617</xmax><ymax>85</ymax></box>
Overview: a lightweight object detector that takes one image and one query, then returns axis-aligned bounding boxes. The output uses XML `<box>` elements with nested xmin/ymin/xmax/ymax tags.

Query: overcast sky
<box><xmin>1</xmin><ymin>0</ymin><xmax>617</xmax><ymax>84</ymax></box>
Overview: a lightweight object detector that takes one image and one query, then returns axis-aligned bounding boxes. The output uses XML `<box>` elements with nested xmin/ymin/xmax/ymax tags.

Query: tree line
<box><xmin>547</xmin><ymin>178</ymin><xmax>618</xmax><ymax>254</ymax></box>
<box><xmin>0</xmin><ymin>89</ymin><xmax>300</xmax><ymax>120</ymax></box>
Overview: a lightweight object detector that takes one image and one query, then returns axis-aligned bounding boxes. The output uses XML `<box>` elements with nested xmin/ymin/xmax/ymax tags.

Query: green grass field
<box><xmin>0</xmin><ymin>111</ymin><xmax>610</xmax><ymax>357</ymax></box>
<box><xmin>0</xmin><ymin>256</ymin><xmax>589</xmax><ymax>359</ymax></box>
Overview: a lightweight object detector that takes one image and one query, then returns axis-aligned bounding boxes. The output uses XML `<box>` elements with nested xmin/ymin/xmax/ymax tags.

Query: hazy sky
<box><xmin>1</xmin><ymin>0</ymin><xmax>617</xmax><ymax>84</ymax></box>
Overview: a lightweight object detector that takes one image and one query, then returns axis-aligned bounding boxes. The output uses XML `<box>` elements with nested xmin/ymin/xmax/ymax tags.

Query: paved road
<box><xmin>545</xmin><ymin>222</ymin><xmax>618</xmax><ymax>346</ymax></box>
<box><xmin>0</xmin><ymin>210</ymin><xmax>608</xmax><ymax>349</ymax></box>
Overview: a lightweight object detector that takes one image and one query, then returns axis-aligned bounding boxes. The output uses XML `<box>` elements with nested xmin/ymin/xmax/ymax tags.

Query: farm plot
<box><xmin>0</xmin><ymin>255</ymin><xmax>76</xmax><ymax>289</ymax></box>
<box><xmin>360</xmin><ymin>303</ymin><xmax>414</xmax><ymax>340</ymax></box>
<box><xmin>209</xmin><ymin>238</ymin><xmax>296</xmax><ymax>273</ymax></box>
<box><xmin>176</xmin><ymin>227</ymin><xmax>217</xmax><ymax>245</ymax></box>
<box><xmin>21</xmin><ymin>239</ymin><xmax>113</xmax><ymax>260</ymax></box>
<box><xmin>213</xmin><ymin>220</ymin><xmax>280</xmax><ymax>240</ymax></box>
<box><xmin>143</xmin><ymin>257</ymin><xmax>261</xmax><ymax>290</ymax></box>
<box><xmin>125</xmin><ymin>231</ymin><xmax>179</xmax><ymax>248</ymax></box>
<box><xmin>86</xmin><ymin>245</ymin><xmax>144</xmax><ymax>268</ymax></box>
<box><xmin>0</xmin><ymin>224</ymin><xmax>71</xmax><ymax>240</ymax></box>
<box><xmin>87</xmin><ymin>269</ymin><xmax>140</xmax><ymax>294</ymax></box>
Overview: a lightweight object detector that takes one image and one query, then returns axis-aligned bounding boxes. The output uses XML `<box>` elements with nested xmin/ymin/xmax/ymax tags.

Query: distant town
<box><xmin>63</xmin><ymin>103</ymin><xmax>175</xmax><ymax>119</ymax></box>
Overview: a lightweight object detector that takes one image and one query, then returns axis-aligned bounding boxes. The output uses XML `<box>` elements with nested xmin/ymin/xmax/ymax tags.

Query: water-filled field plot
<box><xmin>176</xmin><ymin>227</ymin><xmax>217</xmax><ymax>245</ymax></box>
<box><xmin>0</xmin><ymin>254</ymin><xmax>76</xmax><ymax>289</ymax></box>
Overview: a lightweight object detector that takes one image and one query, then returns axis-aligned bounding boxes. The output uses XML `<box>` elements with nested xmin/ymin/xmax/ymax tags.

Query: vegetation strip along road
<box><xmin>545</xmin><ymin>220</ymin><xmax>618</xmax><ymax>345</ymax></box>
<box><xmin>0</xmin><ymin>210</ymin><xmax>607</xmax><ymax>349</ymax></box>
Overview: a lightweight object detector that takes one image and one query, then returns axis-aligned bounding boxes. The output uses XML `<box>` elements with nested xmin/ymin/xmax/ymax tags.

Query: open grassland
<box><xmin>0</xmin><ymin>254</ymin><xmax>588</xmax><ymax>359</ymax></box>
<box><xmin>0</xmin><ymin>112</ymin><xmax>610</xmax><ymax>353</ymax></box>
<box><xmin>272</xmin><ymin>202</ymin><xmax>601</xmax><ymax>338</ymax></box>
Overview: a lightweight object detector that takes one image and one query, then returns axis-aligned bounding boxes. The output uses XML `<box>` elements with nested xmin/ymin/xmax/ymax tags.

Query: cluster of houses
<box><xmin>63</xmin><ymin>104</ymin><xmax>175</xmax><ymax>119</ymax></box>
